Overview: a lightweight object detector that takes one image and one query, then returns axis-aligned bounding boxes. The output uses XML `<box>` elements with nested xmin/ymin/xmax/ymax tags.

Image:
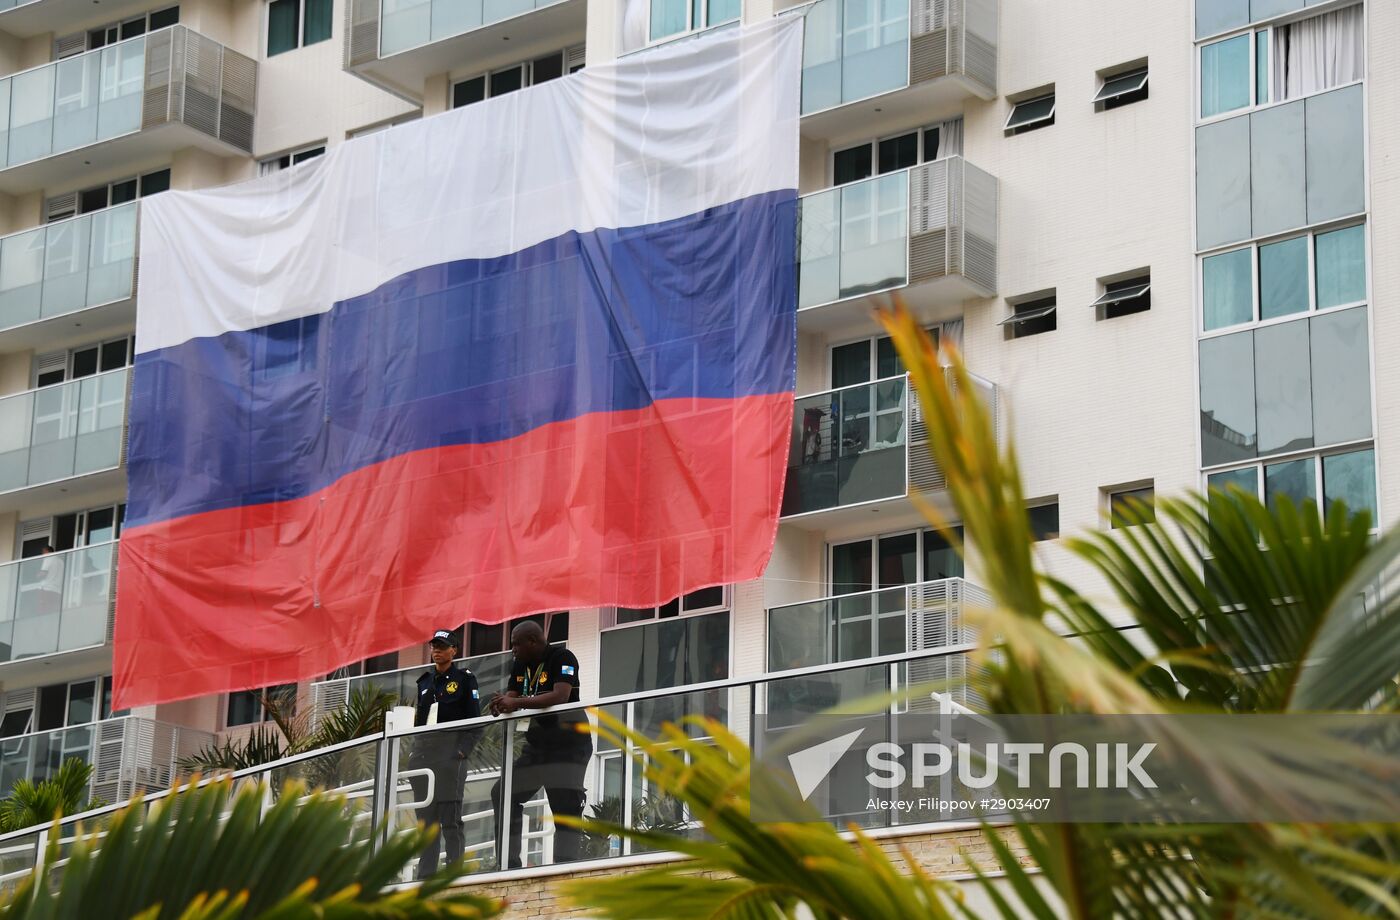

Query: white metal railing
<box><xmin>0</xmin><ymin>541</ymin><xmax>117</xmax><ymax>664</ymax></box>
<box><xmin>0</xmin><ymin>367</ymin><xmax>129</xmax><ymax>495</ymax></box>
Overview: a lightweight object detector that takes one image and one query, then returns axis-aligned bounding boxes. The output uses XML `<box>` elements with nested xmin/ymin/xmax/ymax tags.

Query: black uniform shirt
<box><xmin>508</xmin><ymin>646</ymin><xmax>587</xmax><ymax>749</ymax></box>
<box><xmin>415</xmin><ymin>664</ymin><xmax>480</xmax><ymax>726</ymax></box>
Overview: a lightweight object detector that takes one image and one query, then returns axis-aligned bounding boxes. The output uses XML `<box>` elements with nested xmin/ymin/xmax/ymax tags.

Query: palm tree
<box><xmin>559</xmin><ymin>300</ymin><xmax>1400</xmax><ymax>918</ymax></box>
<box><xmin>0</xmin><ymin>760</ymin><xmax>98</xmax><ymax>834</ymax></box>
<box><xmin>181</xmin><ymin>686</ymin><xmax>399</xmax><ymax>779</ymax></box>
<box><xmin>0</xmin><ymin>776</ymin><xmax>504</xmax><ymax>919</ymax></box>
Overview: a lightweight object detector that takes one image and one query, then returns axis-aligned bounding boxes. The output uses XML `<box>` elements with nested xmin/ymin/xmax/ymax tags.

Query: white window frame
<box><xmin>635</xmin><ymin>0</ymin><xmax>742</xmax><ymax>52</ymax></box>
<box><xmin>1102</xmin><ymin>482</ymin><xmax>1155</xmax><ymax>530</ymax></box>
<box><xmin>603</xmin><ymin>587</ymin><xmax>729</xmax><ymax>631</ymax></box>
<box><xmin>1198</xmin><ymin>219</ymin><xmax>1368</xmax><ymax>337</ymax></box>
<box><xmin>1004</xmin><ymin>91</ymin><xmax>1056</xmax><ymax>133</ymax></box>
<box><xmin>829</xmin><ymin>120</ymin><xmax>961</xmax><ymax>186</ymax></box>
<box><xmin>1195</xmin><ymin>3</ymin><xmax>1366</xmax><ymax>127</ymax></box>
<box><xmin>1093</xmin><ymin>64</ymin><xmax>1149</xmax><ymax>107</ymax></box>
<box><xmin>449</xmin><ymin>45</ymin><xmax>584</xmax><ymax>109</ymax></box>
<box><xmin>258</xmin><ymin>142</ymin><xmax>327</xmax><ymax>176</ymax></box>
<box><xmin>1202</xmin><ymin>445</ymin><xmax>1379</xmax><ymax>529</ymax></box>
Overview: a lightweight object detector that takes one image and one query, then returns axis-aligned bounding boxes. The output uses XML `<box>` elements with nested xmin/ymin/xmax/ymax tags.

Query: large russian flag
<box><xmin>113</xmin><ymin>20</ymin><xmax>801</xmax><ymax>708</ymax></box>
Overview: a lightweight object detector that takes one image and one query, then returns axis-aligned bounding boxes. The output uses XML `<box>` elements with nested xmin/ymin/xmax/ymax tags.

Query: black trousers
<box><xmin>409</xmin><ymin>768</ymin><xmax>464</xmax><ymax>879</ymax></box>
<box><xmin>490</xmin><ymin>742</ymin><xmax>591</xmax><ymax>870</ymax></box>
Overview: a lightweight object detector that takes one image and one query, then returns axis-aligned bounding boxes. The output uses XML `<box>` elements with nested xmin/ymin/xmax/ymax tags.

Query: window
<box><xmin>1000</xmin><ymin>294</ymin><xmax>1056</xmax><ymax>339</ymax></box>
<box><xmin>1199</xmin><ymin>307</ymin><xmax>1371</xmax><ymax>466</ymax></box>
<box><xmin>1207</xmin><ymin>447</ymin><xmax>1376</xmax><ymax>525</ymax></box>
<box><xmin>46</xmin><ymin>169</ymin><xmax>169</xmax><ymax>222</ymax></box>
<box><xmin>1005</xmin><ymin>91</ymin><xmax>1055</xmax><ymax>135</ymax></box>
<box><xmin>226</xmin><ymin>683</ymin><xmax>295</xmax><ymax>727</ymax></box>
<box><xmin>830</xmin><ymin>119</ymin><xmax>964</xmax><ymax>186</ymax></box>
<box><xmin>29</xmin><ymin>503</ymin><xmax>127</xmax><ymax>553</ymax></box>
<box><xmin>1202</xmin><ymin>222</ymin><xmax>1366</xmax><ymax>332</ymax></box>
<box><xmin>35</xmin><ymin>335</ymin><xmax>135</xmax><ymax>387</ymax></box>
<box><xmin>267</xmin><ymin>0</ymin><xmax>332</xmax><ymax>56</ymax></box>
<box><xmin>1094</xmin><ymin>65</ymin><xmax>1148</xmax><ymax>111</ymax></box>
<box><xmin>1106</xmin><ymin>485</ymin><xmax>1155</xmax><ymax>528</ymax></box>
<box><xmin>829</xmin><ymin>529</ymin><xmax>963</xmax><ymax>595</ymax></box>
<box><xmin>599</xmin><ymin>611</ymin><xmax>729</xmax><ymax>695</ymax></box>
<box><xmin>465</xmin><ymin>611</ymin><xmax>569</xmax><ymax>656</ymax></box>
<box><xmin>86</xmin><ymin>7</ymin><xmax>180</xmax><ymax>50</ymax></box>
<box><xmin>1093</xmin><ymin>274</ymin><xmax>1151</xmax><ymax>320</ymax></box>
<box><xmin>613</xmin><ymin>587</ymin><xmax>725</xmax><ymax>626</ymax></box>
<box><xmin>829</xmin><ymin>334</ymin><xmax>914</xmax><ymax>388</ymax></box>
<box><xmin>1028</xmin><ymin>502</ymin><xmax>1059</xmax><ymax>541</ymax></box>
<box><xmin>348</xmin><ymin>113</ymin><xmax>421</xmax><ymax>138</ymax></box>
<box><xmin>1199</xmin><ymin>7</ymin><xmax>1363</xmax><ymax>120</ymax></box>
<box><xmin>258</xmin><ymin>143</ymin><xmax>325</xmax><ymax>176</ymax></box>
<box><xmin>622</xmin><ymin>0</ymin><xmax>739</xmax><ymax>51</ymax></box>
<box><xmin>451</xmin><ymin>48</ymin><xmax>583</xmax><ymax>109</ymax></box>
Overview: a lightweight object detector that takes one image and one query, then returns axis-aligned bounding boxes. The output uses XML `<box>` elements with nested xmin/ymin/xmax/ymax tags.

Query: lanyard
<box><xmin>523</xmin><ymin>662</ymin><xmax>545</xmax><ymax>697</ymax></box>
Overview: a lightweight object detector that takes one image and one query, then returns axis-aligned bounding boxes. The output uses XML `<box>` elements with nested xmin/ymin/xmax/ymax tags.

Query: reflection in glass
<box><xmin>1264</xmin><ymin>458</ymin><xmax>1315</xmax><ymax>511</ymax></box>
<box><xmin>1253</xmin><ymin>319</ymin><xmax>1313</xmax><ymax>456</ymax></box>
<box><xmin>1200</xmin><ymin>332</ymin><xmax>1257</xmax><ymax>465</ymax></box>
<box><xmin>1207</xmin><ymin>465</ymin><xmax>1258</xmax><ymax>498</ymax></box>
<box><xmin>1196</xmin><ymin>117</ymin><xmax>1252</xmax><ymax>249</ymax></box>
<box><xmin>1249</xmin><ymin>100</ymin><xmax>1305</xmax><ymax>237</ymax></box>
<box><xmin>1315</xmin><ymin>224</ymin><xmax>1365</xmax><ymax>309</ymax></box>
<box><xmin>1305</xmin><ymin>85</ymin><xmax>1364</xmax><ymax>226</ymax></box>
<box><xmin>1201</xmin><ymin>35</ymin><xmax>1250</xmax><ymax>118</ymax></box>
<box><xmin>1322</xmin><ymin>449</ymin><xmax>1376</xmax><ymax>523</ymax></box>
<box><xmin>1203</xmin><ymin>247</ymin><xmax>1253</xmax><ymax>330</ymax></box>
<box><xmin>1258</xmin><ymin>236</ymin><xmax>1307</xmax><ymax>321</ymax></box>
<box><xmin>1309</xmin><ymin>306</ymin><xmax>1371</xmax><ymax>448</ymax></box>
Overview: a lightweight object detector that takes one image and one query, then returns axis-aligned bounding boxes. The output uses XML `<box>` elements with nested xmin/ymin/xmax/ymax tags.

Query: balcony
<box><xmin>798</xmin><ymin>0</ymin><xmax>996</xmax><ymax>145</ymax></box>
<box><xmin>0</xmin><ymin>0</ymin><xmax>160</xmax><ymax>40</ymax></box>
<box><xmin>0</xmin><ymin>542</ymin><xmax>115</xmax><ymax>674</ymax></box>
<box><xmin>0</xmin><ymin>368</ymin><xmax>129</xmax><ymax>515</ymax></box>
<box><xmin>0</xmin><ymin>203</ymin><xmax>137</xmax><ymax>354</ymax></box>
<box><xmin>0</xmin><ymin>717</ymin><xmax>211</xmax><ymax>804</ymax></box>
<box><xmin>798</xmin><ymin>157</ymin><xmax>997</xmax><ymax>332</ymax></box>
<box><xmin>0</xmin><ymin>26</ymin><xmax>256</xmax><ymax>195</ymax></box>
<box><xmin>767</xmin><ymin>577</ymin><xmax>988</xmax><ymax>711</ymax></box>
<box><xmin>345</xmin><ymin>0</ymin><xmax>585</xmax><ymax>102</ymax></box>
<box><xmin>781</xmin><ymin>369</ymin><xmax>997</xmax><ymax>527</ymax></box>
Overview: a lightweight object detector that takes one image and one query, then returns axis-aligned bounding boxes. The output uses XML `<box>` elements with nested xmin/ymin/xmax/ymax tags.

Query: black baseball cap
<box><xmin>429</xmin><ymin>629</ymin><xmax>457</xmax><ymax>647</ymax></box>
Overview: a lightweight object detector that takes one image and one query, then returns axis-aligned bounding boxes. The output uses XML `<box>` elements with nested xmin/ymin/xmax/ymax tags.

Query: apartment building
<box><xmin>0</xmin><ymin>0</ymin><xmax>1387</xmax><ymax>881</ymax></box>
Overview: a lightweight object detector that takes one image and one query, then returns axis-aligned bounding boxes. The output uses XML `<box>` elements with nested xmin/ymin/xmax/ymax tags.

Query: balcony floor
<box><xmin>352</xmin><ymin>0</ymin><xmax>586</xmax><ymax>103</ymax></box>
<box><xmin>779</xmin><ymin>489</ymin><xmax>951</xmax><ymax>540</ymax></box>
<box><xmin>0</xmin><ymin>640</ymin><xmax>111</xmax><ymax>689</ymax></box>
<box><xmin>0</xmin><ymin>464</ymin><xmax>125</xmax><ymax>519</ymax></box>
<box><xmin>0</xmin><ymin>121</ymin><xmax>244</xmax><ymax>196</ymax></box>
<box><xmin>0</xmin><ymin>0</ymin><xmax>157</xmax><ymax>40</ymax></box>
<box><xmin>0</xmin><ymin>297</ymin><xmax>135</xmax><ymax>358</ymax></box>
<box><xmin>801</xmin><ymin>74</ymin><xmax>995</xmax><ymax>152</ymax></box>
<box><xmin>798</xmin><ymin>273</ymin><xmax>989</xmax><ymax>339</ymax></box>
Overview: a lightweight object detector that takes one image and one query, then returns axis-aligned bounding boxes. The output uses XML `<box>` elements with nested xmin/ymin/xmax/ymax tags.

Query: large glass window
<box><xmin>1206</xmin><ymin>447</ymin><xmax>1376</xmax><ymax>527</ymax></box>
<box><xmin>644</xmin><ymin>0</ymin><xmax>738</xmax><ymax>45</ymax></box>
<box><xmin>226</xmin><ymin>684</ymin><xmax>295</xmax><ymax>727</ymax></box>
<box><xmin>1200</xmin><ymin>307</ymin><xmax>1370</xmax><ymax>466</ymax></box>
<box><xmin>599</xmin><ymin>611</ymin><xmax>729</xmax><ymax>695</ymax></box>
<box><xmin>1201</xmin><ymin>34</ymin><xmax>1251</xmax><ymax>118</ymax></box>
<box><xmin>1201</xmin><ymin>222</ymin><xmax>1367</xmax><ymax>332</ymax></box>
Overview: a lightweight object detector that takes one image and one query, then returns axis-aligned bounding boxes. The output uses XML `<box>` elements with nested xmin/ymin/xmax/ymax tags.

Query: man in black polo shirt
<box><xmin>408</xmin><ymin>629</ymin><xmax>480</xmax><ymax>879</ymax></box>
<box><xmin>487</xmin><ymin>620</ymin><xmax>591</xmax><ymax>869</ymax></box>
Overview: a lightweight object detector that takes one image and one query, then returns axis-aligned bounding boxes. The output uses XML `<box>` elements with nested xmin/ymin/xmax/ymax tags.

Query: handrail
<box><xmin>0</xmin><ymin>364</ymin><xmax>128</xmax><ymax>404</ymax></box>
<box><xmin>0</xmin><ymin>200</ymin><xmax>137</xmax><ymax>245</ymax></box>
<box><xmin>0</xmin><ymin>711</ymin><xmax>127</xmax><ymax>748</ymax></box>
<box><xmin>0</xmin><ymin>25</ymin><xmax>165</xmax><ymax>83</ymax></box>
<box><xmin>797</xmin><ymin>155</ymin><xmax>966</xmax><ymax>202</ymax></box>
<box><xmin>767</xmin><ymin>576</ymin><xmax>972</xmax><ymax>613</ymax></box>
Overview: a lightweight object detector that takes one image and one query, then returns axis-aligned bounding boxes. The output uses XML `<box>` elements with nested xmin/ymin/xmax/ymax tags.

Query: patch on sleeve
<box><xmin>561</xmin><ymin>664</ymin><xmax>576</xmax><ymax>676</ymax></box>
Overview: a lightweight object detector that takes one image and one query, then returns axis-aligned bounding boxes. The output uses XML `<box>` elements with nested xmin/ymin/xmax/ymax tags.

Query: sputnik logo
<box><xmin>786</xmin><ymin>729</ymin><xmax>865</xmax><ymax>800</ymax></box>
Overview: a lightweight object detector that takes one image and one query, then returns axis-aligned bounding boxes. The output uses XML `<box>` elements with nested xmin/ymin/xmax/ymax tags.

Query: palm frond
<box><xmin>0</xmin><ymin>777</ymin><xmax>504</xmax><ymax>919</ymax></box>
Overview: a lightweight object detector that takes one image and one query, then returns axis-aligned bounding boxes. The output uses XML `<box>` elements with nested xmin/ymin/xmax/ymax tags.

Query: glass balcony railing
<box><xmin>0</xmin><ymin>26</ymin><xmax>255</xmax><ymax>178</ymax></box>
<box><xmin>311</xmin><ymin>649</ymin><xmax>517</xmax><ymax>725</ymax></box>
<box><xmin>0</xmin><ymin>203</ymin><xmax>137</xmax><ymax>333</ymax></box>
<box><xmin>784</xmin><ymin>375</ymin><xmax>909</xmax><ymax>516</ymax></box>
<box><xmin>0</xmin><ymin>368</ymin><xmax>128</xmax><ymax>494</ymax></box>
<box><xmin>799</xmin><ymin>0</ymin><xmax>997</xmax><ymax>115</ymax></box>
<box><xmin>0</xmin><ymin>716</ymin><xmax>212</xmax><ymax>803</ymax></box>
<box><xmin>798</xmin><ymin>157</ymin><xmax>998</xmax><ymax>309</ymax></box>
<box><xmin>0</xmin><ymin>542</ymin><xmax>115</xmax><ymax>663</ymax></box>
<box><xmin>377</xmin><ymin>0</ymin><xmax>571</xmax><ymax>57</ymax></box>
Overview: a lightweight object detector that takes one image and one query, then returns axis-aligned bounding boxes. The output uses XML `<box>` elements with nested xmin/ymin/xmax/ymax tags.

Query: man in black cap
<box><xmin>408</xmin><ymin>629</ymin><xmax>480</xmax><ymax>879</ymax></box>
<box><xmin>487</xmin><ymin>620</ymin><xmax>592</xmax><ymax>869</ymax></box>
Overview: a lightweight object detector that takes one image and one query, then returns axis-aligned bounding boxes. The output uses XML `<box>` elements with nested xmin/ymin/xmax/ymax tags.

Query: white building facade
<box><xmin>0</xmin><ymin>0</ymin><xmax>1388</xmax><ymax>845</ymax></box>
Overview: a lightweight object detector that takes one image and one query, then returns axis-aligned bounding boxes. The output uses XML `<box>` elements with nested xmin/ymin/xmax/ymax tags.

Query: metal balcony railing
<box><xmin>797</xmin><ymin>156</ymin><xmax>998</xmax><ymax>309</ymax></box>
<box><xmin>0</xmin><ymin>541</ymin><xmax>117</xmax><ymax>664</ymax></box>
<box><xmin>0</xmin><ymin>25</ymin><xmax>255</xmax><ymax>174</ymax></box>
<box><xmin>0</xmin><ymin>203</ymin><xmax>137</xmax><ymax>334</ymax></box>
<box><xmin>311</xmin><ymin>649</ymin><xmax>516</xmax><ymax>728</ymax></box>
<box><xmin>782</xmin><ymin>368</ymin><xmax>998</xmax><ymax>517</ymax></box>
<box><xmin>0</xmin><ymin>367</ymin><xmax>129</xmax><ymax>495</ymax></box>
<box><xmin>0</xmin><ymin>716</ymin><xmax>211</xmax><ymax>804</ymax></box>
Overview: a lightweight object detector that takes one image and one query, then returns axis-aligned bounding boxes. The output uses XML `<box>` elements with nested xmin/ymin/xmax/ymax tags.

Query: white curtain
<box><xmin>621</xmin><ymin>0</ymin><xmax>649</xmax><ymax>53</ymax></box>
<box><xmin>935</xmin><ymin>117</ymin><xmax>963</xmax><ymax>158</ymax></box>
<box><xmin>1273</xmin><ymin>4</ymin><xmax>1364</xmax><ymax>101</ymax></box>
<box><xmin>937</xmin><ymin>318</ymin><xmax>963</xmax><ymax>364</ymax></box>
